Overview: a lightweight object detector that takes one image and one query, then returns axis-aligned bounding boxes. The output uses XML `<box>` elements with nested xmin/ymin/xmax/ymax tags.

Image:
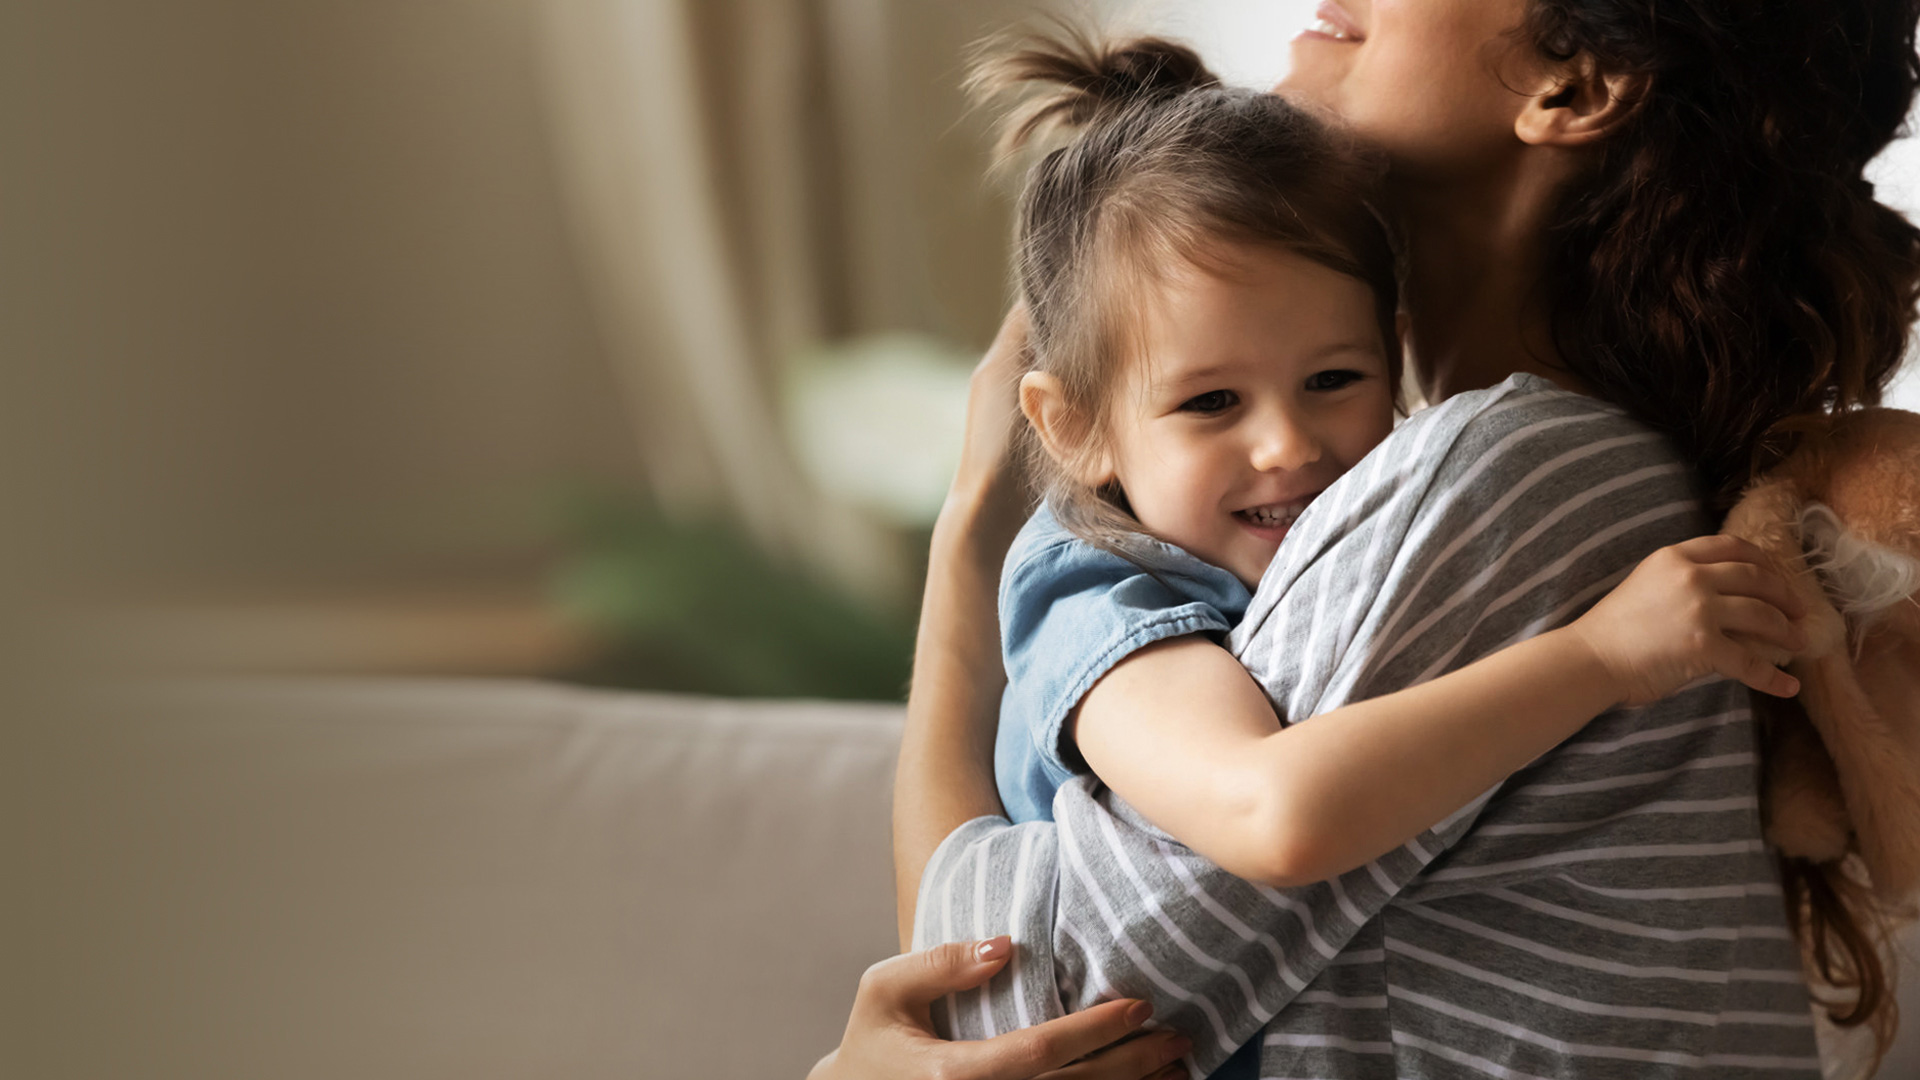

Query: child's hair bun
<box><xmin>969</xmin><ymin>25</ymin><xmax>1222</xmax><ymax>156</ymax></box>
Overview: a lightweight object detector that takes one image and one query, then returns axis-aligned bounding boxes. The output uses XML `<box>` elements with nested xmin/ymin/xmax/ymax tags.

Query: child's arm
<box><xmin>1072</xmin><ymin>535</ymin><xmax>1808</xmax><ymax>888</ymax></box>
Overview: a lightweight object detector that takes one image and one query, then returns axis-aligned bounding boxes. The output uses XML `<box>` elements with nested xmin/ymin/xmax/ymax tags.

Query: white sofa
<box><xmin>19</xmin><ymin>679</ymin><xmax>1918</xmax><ymax>1078</ymax></box>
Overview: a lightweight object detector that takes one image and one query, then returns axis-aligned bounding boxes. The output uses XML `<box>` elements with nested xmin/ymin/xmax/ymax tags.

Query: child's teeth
<box><xmin>1247</xmin><ymin>504</ymin><xmax>1304</xmax><ymax>526</ymax></box>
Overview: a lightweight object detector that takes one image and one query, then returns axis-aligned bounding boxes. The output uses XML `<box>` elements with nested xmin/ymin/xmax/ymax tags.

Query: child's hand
<box><xmin>1568</xmin><ymin>536</ymin><xmax>1809</xmax><ymax>708</ymax></box>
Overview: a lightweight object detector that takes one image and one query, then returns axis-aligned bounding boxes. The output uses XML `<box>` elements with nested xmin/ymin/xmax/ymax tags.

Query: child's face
<box><xmin>1103</xmin><ymin>245</ymin><xmax>1395</xmax><ymax>589</ymax></box>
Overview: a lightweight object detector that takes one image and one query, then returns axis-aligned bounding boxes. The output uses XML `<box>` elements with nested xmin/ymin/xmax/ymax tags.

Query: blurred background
<box><xmin>8</xmin><ymin>5</ymin><xmax>1920</xmax><ymax>1079</ymax></box>
<box><xmin>1</xmin><ymin>0</ymin><xmax>1337</xmax><ymax>701</ymax></box>
<box><xmin>5</xmin><ymin>0</ymin><xmax>1920</xmax><ymax>700</ymax></box>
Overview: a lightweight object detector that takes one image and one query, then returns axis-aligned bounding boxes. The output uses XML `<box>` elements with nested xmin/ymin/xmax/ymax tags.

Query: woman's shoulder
<box><xmin>1386</xmin><ymin>372</ymin><xmax>1700</xmax><ymax>508</ymax></box>
<box><xmin>1407</xmin><ymin>372</ymin><xmax>1644</xmax><ymax>448</ymax></box>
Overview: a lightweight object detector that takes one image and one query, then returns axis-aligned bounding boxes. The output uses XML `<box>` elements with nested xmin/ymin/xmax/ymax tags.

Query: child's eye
<box><xmin>1306</xmin><ymin>370</ymin><xmax>1365</xmax><ymax>392</ymax></box>
<box><xmin>1179</xmin><ymin>390</ymin><xmax>1237</xmax><ymax>414</ymax></box>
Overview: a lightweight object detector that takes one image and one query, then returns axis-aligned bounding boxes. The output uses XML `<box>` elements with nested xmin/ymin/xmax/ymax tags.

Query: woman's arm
<box><xmin>892</xmin><ymin>310</ymin><xmax>1034</xmax><ymax>949</ymax></box>
<box><xmin>1074</xmin><ymin>535</ymin><xmax>1807</xmax><ymax>888</ymax></box>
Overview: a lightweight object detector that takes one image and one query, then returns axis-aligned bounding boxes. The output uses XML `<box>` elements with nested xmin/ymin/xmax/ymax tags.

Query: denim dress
<box><xmin>993</xmin><ymin>503</ymin><xmax>1251</xmax><ymax>825</ymax></box>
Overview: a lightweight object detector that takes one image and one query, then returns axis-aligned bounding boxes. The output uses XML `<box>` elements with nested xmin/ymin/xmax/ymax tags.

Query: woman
<box><xmin>825</xmin><ymin>0</ymin><xmax>1920</xmax><ymax>1076</ymax></box>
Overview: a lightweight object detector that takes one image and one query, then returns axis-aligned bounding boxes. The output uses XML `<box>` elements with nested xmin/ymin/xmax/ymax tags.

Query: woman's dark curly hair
<box><xmin>1524</xmin><ymin>0</ymin><xmax>1920</xmax><ymax>507</ymax></box>
<box><xmin>1520</xmin><ymin>0</ymin><xmax>1920</xmax><ymax>1060</ymax></box>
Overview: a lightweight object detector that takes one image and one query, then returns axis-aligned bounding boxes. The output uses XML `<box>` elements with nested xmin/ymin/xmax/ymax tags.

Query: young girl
<box><xmin>981</xmin><ymin>31</ymin><xmax>1808</xmax><ymax>895</ymax></box>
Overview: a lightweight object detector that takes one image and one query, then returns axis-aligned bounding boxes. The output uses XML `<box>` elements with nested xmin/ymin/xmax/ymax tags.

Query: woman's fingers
<box><xmin>982</xmin><ymin>303</ymin><xmax>1033</xmax><ymax>378</ymax></box>
<box><xmin>858</xmin><ymin>938</ymin><xmax>1186</xmax><ymax>1080</ymax></box>
<box><xmin>949</xmin><ymin>305</ymin><xmax>1036</xmax><ymax>535</ymax></box>
<box><xmin>944</xmin><ymin>999</ymin><xmax>1177</xmax><ymax>1080</ymax></box>
<box><xmin>959</xmin><ymin>305</ymin><xmax>1032</xmax><ymax>478</ymax></box>
<box><xmin>1034</xmin><ymin>1027</ymin><xmax>1192</xmax><ymax>1080</ymax></box>
<box><xmin>861</xmin><ymin>939</ymin><xmax>1014</xmax><ymax>1014</ymax></box>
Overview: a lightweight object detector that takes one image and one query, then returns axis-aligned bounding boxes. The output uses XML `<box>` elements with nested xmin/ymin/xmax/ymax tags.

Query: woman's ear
<box><xmin>1514</xmin><ymin>54</ymin><xmax>1646</xmax><ymax>148</ymax></box>
<box><xmin>1019</xmin><ymin>371</ymin><xmax>1115</xmax><ymax>488</ymax></box>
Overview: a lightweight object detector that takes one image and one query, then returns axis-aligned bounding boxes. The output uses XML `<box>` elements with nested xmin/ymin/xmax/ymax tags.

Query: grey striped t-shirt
<box><xmin>913</xmin><ymin>374</ymin><xmax>1818</xmax><ymax>1079</ymax></box>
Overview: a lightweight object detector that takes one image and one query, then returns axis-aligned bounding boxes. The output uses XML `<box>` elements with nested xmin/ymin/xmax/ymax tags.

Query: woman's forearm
<box><xmin>893</xmin><ymin>310</ymin><xmax>1035</xmax><ymax>950</ymax></box>
<box><xmin>893</xmin><ymin>489</ymin><xmax>1021</xmax><ymax>948</ymax></box>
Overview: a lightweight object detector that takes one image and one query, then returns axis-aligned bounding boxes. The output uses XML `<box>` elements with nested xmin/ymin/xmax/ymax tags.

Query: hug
<box><xmin>816</xmin><ymin>1</ymin><xmax>1920</xmax><ymax>1078</ymax></box>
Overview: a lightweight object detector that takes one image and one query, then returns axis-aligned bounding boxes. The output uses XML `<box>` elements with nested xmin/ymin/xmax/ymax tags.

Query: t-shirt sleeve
<box><xmin>998</xmin><ymin>533</ymin><xmax>1244</xmax><ymax>795</ymax></box>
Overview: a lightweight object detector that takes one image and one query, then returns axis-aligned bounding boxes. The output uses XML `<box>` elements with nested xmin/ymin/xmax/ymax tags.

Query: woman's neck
<box><xmin>1390</xmin><ymin>157</ymin><xmax>1587</xmax><ymax>404</ymax></box>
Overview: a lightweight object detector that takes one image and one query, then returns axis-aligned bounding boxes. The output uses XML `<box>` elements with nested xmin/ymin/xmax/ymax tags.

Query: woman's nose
<box><xmin>1249</xmin><ymin>415</ymin><xmax>1322</xmax><ymax>472</ymax></box>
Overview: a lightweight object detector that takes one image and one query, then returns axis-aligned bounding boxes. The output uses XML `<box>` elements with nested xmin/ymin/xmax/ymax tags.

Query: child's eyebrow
<box><xmin>1153</xmin><ymin>340</ymin><xmax>1384</xmax><ymax>390</ymax></box>
<box><xmin>1154</xmin><ymin>362</ymin><xmax>1235</xmax><ymax>389</ymax></box>
<box><xmin>1304</xmin><ymin>339</ymin><xmax>1387</xmax><ymax>361</ymax></box>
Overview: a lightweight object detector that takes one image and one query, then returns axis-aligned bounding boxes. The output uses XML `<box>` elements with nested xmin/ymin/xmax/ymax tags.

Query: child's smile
<box><xmin>1233</xmin><ymin>493</ymin><xmax>1323</xmax><ymax>546</ymax></box>
<box><xmin>1101</xmin><ymin>244</ymin><xmax>1397</xmax><ymax>588</ymax></box>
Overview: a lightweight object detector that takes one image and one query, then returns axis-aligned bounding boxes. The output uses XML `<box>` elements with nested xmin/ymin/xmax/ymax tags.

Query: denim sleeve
<box><xmin>994</xmin><ymin>517</ymin><xmax>1249</xmax><ymax>823</ymax></box>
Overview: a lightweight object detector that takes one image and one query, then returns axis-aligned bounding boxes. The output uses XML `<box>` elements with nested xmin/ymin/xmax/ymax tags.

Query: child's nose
<box><xmin>1250</xmin><ymin>418</ymin><xmax>1322</xmax><ymax>472</ymax></box>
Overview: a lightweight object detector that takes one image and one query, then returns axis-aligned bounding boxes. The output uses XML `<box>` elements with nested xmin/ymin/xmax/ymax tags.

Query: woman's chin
<box><xmin>1273</xmin><ymin>51</ymin><xmax>1336</xmax><ymax>102</ymax></box>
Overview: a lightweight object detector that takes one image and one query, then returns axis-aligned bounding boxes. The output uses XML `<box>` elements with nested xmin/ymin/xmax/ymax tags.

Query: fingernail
<box><xmin>975</xmin><ymin>938</ymin><xmax>1010</xmax><ymax>963</ymax></box>
<box><xmin>1164</xmin><ymin>1033</ymin><xmax>1193</xmax><ymax>1059</ymax></box>
<box><xmin>1125</xmin><ymin>999</ymin><xmax>1153</xmax><ymax>1026</ymax></box>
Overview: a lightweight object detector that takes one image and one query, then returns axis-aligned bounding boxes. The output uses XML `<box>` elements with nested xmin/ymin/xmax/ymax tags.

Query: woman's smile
<box><xmin>1298</xmin><ymin>1</ymin><xmax>1366</xmax><ymax>44</ymax></box>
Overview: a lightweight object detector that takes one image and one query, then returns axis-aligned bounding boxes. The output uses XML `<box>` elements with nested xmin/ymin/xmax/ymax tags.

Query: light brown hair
<box><xmin>969</xmin><ymin>27</ymin><xmax>1400</xmax><ymax>557</ymax></box>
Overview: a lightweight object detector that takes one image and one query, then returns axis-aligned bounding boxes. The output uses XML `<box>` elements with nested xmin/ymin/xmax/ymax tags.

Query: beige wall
<box><xmin>11</xmin><ymin>0</ymin><xmax>1908</xmax><ymax>609</ymax></box>
<box><xmin>3</xmin><ymin>1</ymin><xmax>1044</xmax><ymax>608</ymax></box>
<box><xmin>6</xmin><ymin>1</ymin><xmax>642</xmax><ymax>599</ymax></box>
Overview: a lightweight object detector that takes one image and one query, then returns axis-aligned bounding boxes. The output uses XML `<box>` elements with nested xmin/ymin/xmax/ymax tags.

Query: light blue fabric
<box><xmin>994</xmin><ymin>503</ymin><xmax>1252</xmax><ymax>824</ymax></box>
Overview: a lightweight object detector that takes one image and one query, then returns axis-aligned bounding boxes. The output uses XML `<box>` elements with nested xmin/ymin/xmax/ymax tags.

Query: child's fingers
<box><xmin>1712</xmin><ymin>596</ymin><xmax>1804</xmax><ymax>656</ymax></box>
<box><xmin>1674</xmin><ymin>534</ymin><xmax>1771</xmax><ymax>568</ymax></box>
<box><xmin>1710</xmin><ymin>635</ymin><xmax>1801</xmax><ymax>698</ymax></box>
<box><xmin>1693</xmin><ymin>559</ymin><xmax>1809</xmax><ymax>622</ymax></box>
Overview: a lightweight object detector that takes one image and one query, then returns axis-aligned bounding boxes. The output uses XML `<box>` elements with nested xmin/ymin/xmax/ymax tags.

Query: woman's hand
<box><xmin>943</xmin><ymin>303</ymin><xmax>1035</xmax><ymax>546</ymax></box>
<box><xmin>808</xmin><ymin>938</ymin><xmax>1191</xmax><ymax>1080</ymax></box>
<box><xmin>1568</xmin><ymin>535</ymin><xmax>1810</xmax><ymax>707</ymax></box>
<box><xmin>893</xmin><ymin>305</ymin><xmax>1042</xmax><ymax>945</ymax></box>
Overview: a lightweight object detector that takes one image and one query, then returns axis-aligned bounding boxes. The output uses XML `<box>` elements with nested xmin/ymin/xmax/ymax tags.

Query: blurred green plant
<box><xmin>550</xmin><ymin>496</ymin><xmax>918</xmax><ymax>701</ymax></box>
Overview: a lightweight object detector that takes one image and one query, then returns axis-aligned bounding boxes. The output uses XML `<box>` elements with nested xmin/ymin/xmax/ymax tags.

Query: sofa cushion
<box><xmin>19</xmin><ymin>679</ymin><xmax>903</xmax><ymax>1080</ymax></box>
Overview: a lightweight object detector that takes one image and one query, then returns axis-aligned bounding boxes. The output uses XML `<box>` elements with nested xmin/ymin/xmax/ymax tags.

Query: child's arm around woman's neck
<box><xmin>1072</xmin><ymin>535</ymin><xmax>1805</xmax><ymax>888</ymax></box>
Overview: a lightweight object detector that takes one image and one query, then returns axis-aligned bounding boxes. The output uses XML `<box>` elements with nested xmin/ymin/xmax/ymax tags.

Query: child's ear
<box><xmin>1020</xmin><ymin>372</ymin><xmax>1115</xmax><ymax>487</ymax></box>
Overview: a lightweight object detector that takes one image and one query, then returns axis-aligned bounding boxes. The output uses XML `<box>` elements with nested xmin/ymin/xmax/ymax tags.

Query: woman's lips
<box><xmin>1297</xmin><ymin>0</ymin><xmax>1365</xmax><ymax>43</ymax></box>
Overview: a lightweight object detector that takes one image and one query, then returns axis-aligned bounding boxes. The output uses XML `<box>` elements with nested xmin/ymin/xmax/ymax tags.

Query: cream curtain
<box><xmin>536</xmin><ymin>0</ymin><xmax>1029</xmax><ymax>598</ymax></box>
